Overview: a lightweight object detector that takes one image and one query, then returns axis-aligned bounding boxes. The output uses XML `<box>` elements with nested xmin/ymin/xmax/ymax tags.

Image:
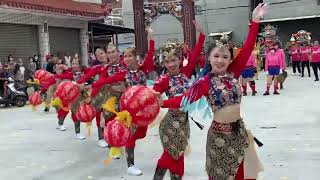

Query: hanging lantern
<box><xmin>104</xmin><ymin>119</ymin><xmax>130</xmax><ymax>160</ymax></box>
<box><xmin>119</xmin><ymin>85</ymin><xmax>160</xmax><ymax>127</ymax></box>
<box><xmin>34</xmin><ymin>70</ymin><xmax>53</xmax><ymax>84</ymax></box>
<box><xmin>76</xmin><ymin>103</ymin><xmax>96</xmax><ymax>136</ymax></box>
<box><xmin>29</xmin><ymin>91</ymin><xmax>42</xmax><ymax>110</ymax></box>
<box><xmin>52</xmin><ymin>81</ymin><xmax>80</xmax><ymax>109</ymax></box>
<box><xmin>76</xmin><ymin>103</ymin><xmax>96</xmax><ymax>123</ymax></box>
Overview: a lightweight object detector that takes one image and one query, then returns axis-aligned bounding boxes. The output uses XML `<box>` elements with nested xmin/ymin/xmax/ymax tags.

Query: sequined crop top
<box><xmin>125</xmin><ymin>70</ymin><xmax>147</xmax><ymax>86</ymax></box>
<box><xmin>166</xmin><ymin>74</ymin><xmax>190</xmax><ymax>98</ymax></box>
<box><xmin>161</xmin><ymin>73</ymin><xmax>242</xmax><ymax>112</ymax></box>
<box><xmin>206</xmin><ymin>73</ymin><xmax>242</xmax><ymax>112</ymax></box>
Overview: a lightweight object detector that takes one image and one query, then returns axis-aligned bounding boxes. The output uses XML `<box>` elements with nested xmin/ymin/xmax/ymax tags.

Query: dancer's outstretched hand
<box><xmin>193</xmin><ymin>20</ymin><xmax>204</xmax><ymax>33</ymax></box>
<box><xmin>252</xmin><ymin>3</ymin><xmax>268</xmax><ymax>23</ymax></box>
<box><xmin>77</xmin><ymin>83</ymin><xmax>85</xmax><ymax>90</ymax></box>
<box><xmin>152</xmin><ymin>90</ymin><xmax>163</xmax><ymax>107</ymax></box>
<box><xmin>146</xmin><ymin>27</ymin><xmax>154</xmax><ymax>40</ymax></box>
<box><xmin>146</xmin><ymin>27</ymin><xmax>154</xmax><ymax>34</ymax></box>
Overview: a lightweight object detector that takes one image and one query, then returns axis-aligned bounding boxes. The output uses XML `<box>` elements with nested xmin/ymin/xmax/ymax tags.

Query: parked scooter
<box><xmin>0</xmin><ymin>77</ymin><xmax>28</xmax><ymax>107</ymax></box>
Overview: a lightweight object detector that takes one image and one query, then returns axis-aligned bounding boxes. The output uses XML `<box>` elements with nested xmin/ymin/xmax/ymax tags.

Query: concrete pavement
<box><xmin>0</xmin><ymin>70</ymin><xmax>320</xmax><ymax>180</ymax></box>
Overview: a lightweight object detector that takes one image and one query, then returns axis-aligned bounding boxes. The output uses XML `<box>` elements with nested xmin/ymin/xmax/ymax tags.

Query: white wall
<box><xmin>263</xmin><ymin>0</ymin><xmax>320</xmax><ymax>20</ymax></box>
<box><xmin>122</xmin><ymin>0</ymin><xmax>134</xmax><ymax>28</ymax></box>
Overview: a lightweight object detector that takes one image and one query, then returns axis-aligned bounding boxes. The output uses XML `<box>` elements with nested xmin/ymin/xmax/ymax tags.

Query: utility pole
<box><xmin>202</xmin><ymin>0</ymin><xmax>209</xmax><ymax>45</ymax></box>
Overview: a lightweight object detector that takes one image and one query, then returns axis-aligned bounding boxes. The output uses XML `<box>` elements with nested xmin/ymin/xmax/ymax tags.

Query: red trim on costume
<box><xmin>95</xmin><ymin>111</ymin><xmax>102</xmax><ymax>128</ymax></box>
<box><xmin>153</xmin><ymin>75</ymin><xmax>170</xmax><ymax>94</ymax></box>
<box><xmin>91</xmin><ymin>71</ymin><xmax>126</xmax><ymax>97</ymax></box>
<box><xmin>55</xmin><ymin>71</ymin><xmax>73</xmax><ymax>80</ymax></box>
<box><xmin>71</xmin><ymin>112</ymin><xmax>77</xmax><ymax>122</ymax></box>
<box><xmin>77</xmin><ymin>65</ymin><xmax>105</xmax><ymax>84</ymax></box>
<box><xmin>162</xmin><ymin>76</ymin><xmax>210</xmax><ymax>109</ymax></box>
<box><xmin>157</xmin><ymin>150</ymin><xmax>184</xmax><ymax>176</ymax></box>
<box><xmin>235</xmin><ymin>161</ymin><xmax>244</xmax><ymax>180</ymax></box>
<box><xmin>57</xmin><ymin>108</ymin><xmax>69</xmax><ymax>119</ymax></box>
<box><xmin>125</xmin><ymin>126</ymin><xmax>148</xmax><ymax>148</ymax></box>
<box><xmin>40</xmin><ymin>76</ymin><xmax>56</xmax><ymax>93</ymax></box>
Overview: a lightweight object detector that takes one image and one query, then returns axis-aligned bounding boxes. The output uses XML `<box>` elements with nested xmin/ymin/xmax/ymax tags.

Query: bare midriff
<box><xmin>213</xmin><ymin>104</ymin><xmax>241</xmax><ymax>124</ymax></box>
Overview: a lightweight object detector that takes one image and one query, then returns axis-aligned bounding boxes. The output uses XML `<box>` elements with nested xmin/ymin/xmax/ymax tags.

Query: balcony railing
<box><xmin>105</xmin><ymin>16</ymin><xmax>124</xmax><ymax>26</ymax></box>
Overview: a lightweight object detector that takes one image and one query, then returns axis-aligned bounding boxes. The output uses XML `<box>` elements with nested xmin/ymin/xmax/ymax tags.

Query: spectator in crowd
<box><xmin>29</xmin><ymin>56</ymin><xmax>34</xmax><ymax>64</ymax></box>
<box><xmin>14</xmin><ymin>58</ymin><xmax>25</xmax><ymax>84</ymax></box>
<box><xmin>33</xmin><ymin>55</ymin><xmax>40</xmax><ymax>70</ymax></box>
<box><xmin>0</xmin><ymin>63</ymin><xmax>11</xmax><ymax>99</ymax></box>
<box><xmin>8</xmin><ymin>54</ymin><xmax>14</xmax><ymax>63</ymax></box>
<box><xmin>24</xmin><ymin>61</ymin><xmax>37</xmax><ymax>82</ymax></box>
<box><xmin>46</xmin><ymin>56</ymin><xmax>57</xmax><ymax>74</ymax></box>
<box><xmin>92</xmin><ymin>53</ymin><xmax>101</xmax><ymax>66</ymax></box>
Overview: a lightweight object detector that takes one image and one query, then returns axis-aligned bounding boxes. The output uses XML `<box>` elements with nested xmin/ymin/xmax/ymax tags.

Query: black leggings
<box><xmin>301</xmin><ymin>61</ymin><xmax>311</xmax><ymax>77</ymax></box>
<box><xmin>311</xmin><ymin>62</ymin><xmax>320</xmax><ymax>80</ymax></box>
<box><xmin>292</xmin><ymin>61</ymin><xmax>301</xmax><ymax>73</ymax></box>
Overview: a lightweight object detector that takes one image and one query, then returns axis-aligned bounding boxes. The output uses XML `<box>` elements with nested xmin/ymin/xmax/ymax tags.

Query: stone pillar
<box><xmin>38</xmin><ymin>23</ymin><xmax>50</xmax><ymax>69</ymax></box>
<box><xmin>80</xmin><ymin>25</ymin><xmax>89</xmax><ymax>67</ymax></box>
<box><xmin>122</xmin><ymin>0</ymin><xmax>134</xmax><ymax>28</ymax></box>
<box><xmin>133</xmin><ymin>0</ymin><xmax>147</xmax><ymax>55</ymax></box>
<box><xmin>182</xmin><ymin>0</ymin><xmax>196</xmax><ymax>48</ymax></box>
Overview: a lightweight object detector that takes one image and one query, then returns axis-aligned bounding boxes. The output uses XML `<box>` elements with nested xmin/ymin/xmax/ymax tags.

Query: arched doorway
<box><xmin>133</xmin><ymin>0</ymin><xmax>196</xmax><ymax>55</ymax></box>
<box><xmin>149</xmin><ymin>14</ymin><xmax>184</xmax><ymax>48</ymax></box>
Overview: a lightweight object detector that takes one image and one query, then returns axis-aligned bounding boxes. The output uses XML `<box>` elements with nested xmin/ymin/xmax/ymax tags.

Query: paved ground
<box><xmin>0</xmin><ymin>69</ymin><xmax>320</xmax><ymax>180</ymax></box>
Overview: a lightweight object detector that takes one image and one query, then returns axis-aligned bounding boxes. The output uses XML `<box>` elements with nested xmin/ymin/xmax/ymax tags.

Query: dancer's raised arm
<box><xmin>181</xmin><ymin>20</ymin><xmax>206</xmax><ymax>79</ymax></box>
<box><xmin>227</xmin><ymin>3</ymin><xmax>267</xmax><ymax>79</ymax></box>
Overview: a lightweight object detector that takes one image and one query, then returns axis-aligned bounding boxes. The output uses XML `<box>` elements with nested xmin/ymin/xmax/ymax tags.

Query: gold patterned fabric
<box><xmin>206</xmin><ymin>119</ymin><xmax>249</xmax><ymax>180</ymax></box>
<box><xmin>159</xmin><ymin>110</ymin><xmax>190</xmax><ymax>160</ymax></box>
<box><xmin>70</xmin><ymin>91</ymin><xmax>89</xmax><ymax>113</ymax></box>
<box><xmin>44</xmin><ymin>84</ymin><xmax>57</xmax><ymax>105</ymax></box>
<box><xmin>92</xmin><ymin>85</ymin><xmax>109</xmax><ymax>111</ymax></box>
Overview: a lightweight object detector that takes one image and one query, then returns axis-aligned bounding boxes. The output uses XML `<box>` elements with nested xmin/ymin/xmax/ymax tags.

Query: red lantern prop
<box><xmin>54</xmin><ymin>81</ymin><xmax>80</xmax><ymax>105</ymax></box>
<box><xmin>120</xmin><ymin>85</ymin><xmax>160</xmax><ymax>126</ymax></box>
<box><xmin>29</xmin><ymin>91</ymin><xmax>42</xmax><ymax>110</ymax></box>
<box><xmin>76</xmin><ymin>103</ymin><xmax>96</xmax><ymax>137</ymax></box>
<box><xmin>76</xmin><ymin>103</ymin><xmax>96</xmax><ymax>123</ymax></box>
<box><xmin>104</xmin><ymin>119</ymin><xmax>130</xmax><ymax>160</ymax></box>
<box><xmin>34</xmin><ymin>70</ymin><xmax>53</xmax><ymax>84</ymax></box>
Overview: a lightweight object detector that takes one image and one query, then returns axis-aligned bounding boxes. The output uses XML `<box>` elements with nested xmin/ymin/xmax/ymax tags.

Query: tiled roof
<box><xmin>0</xmin><ymin>0</ymin><xmax>111</xmax><ymax>18</ymax></box>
